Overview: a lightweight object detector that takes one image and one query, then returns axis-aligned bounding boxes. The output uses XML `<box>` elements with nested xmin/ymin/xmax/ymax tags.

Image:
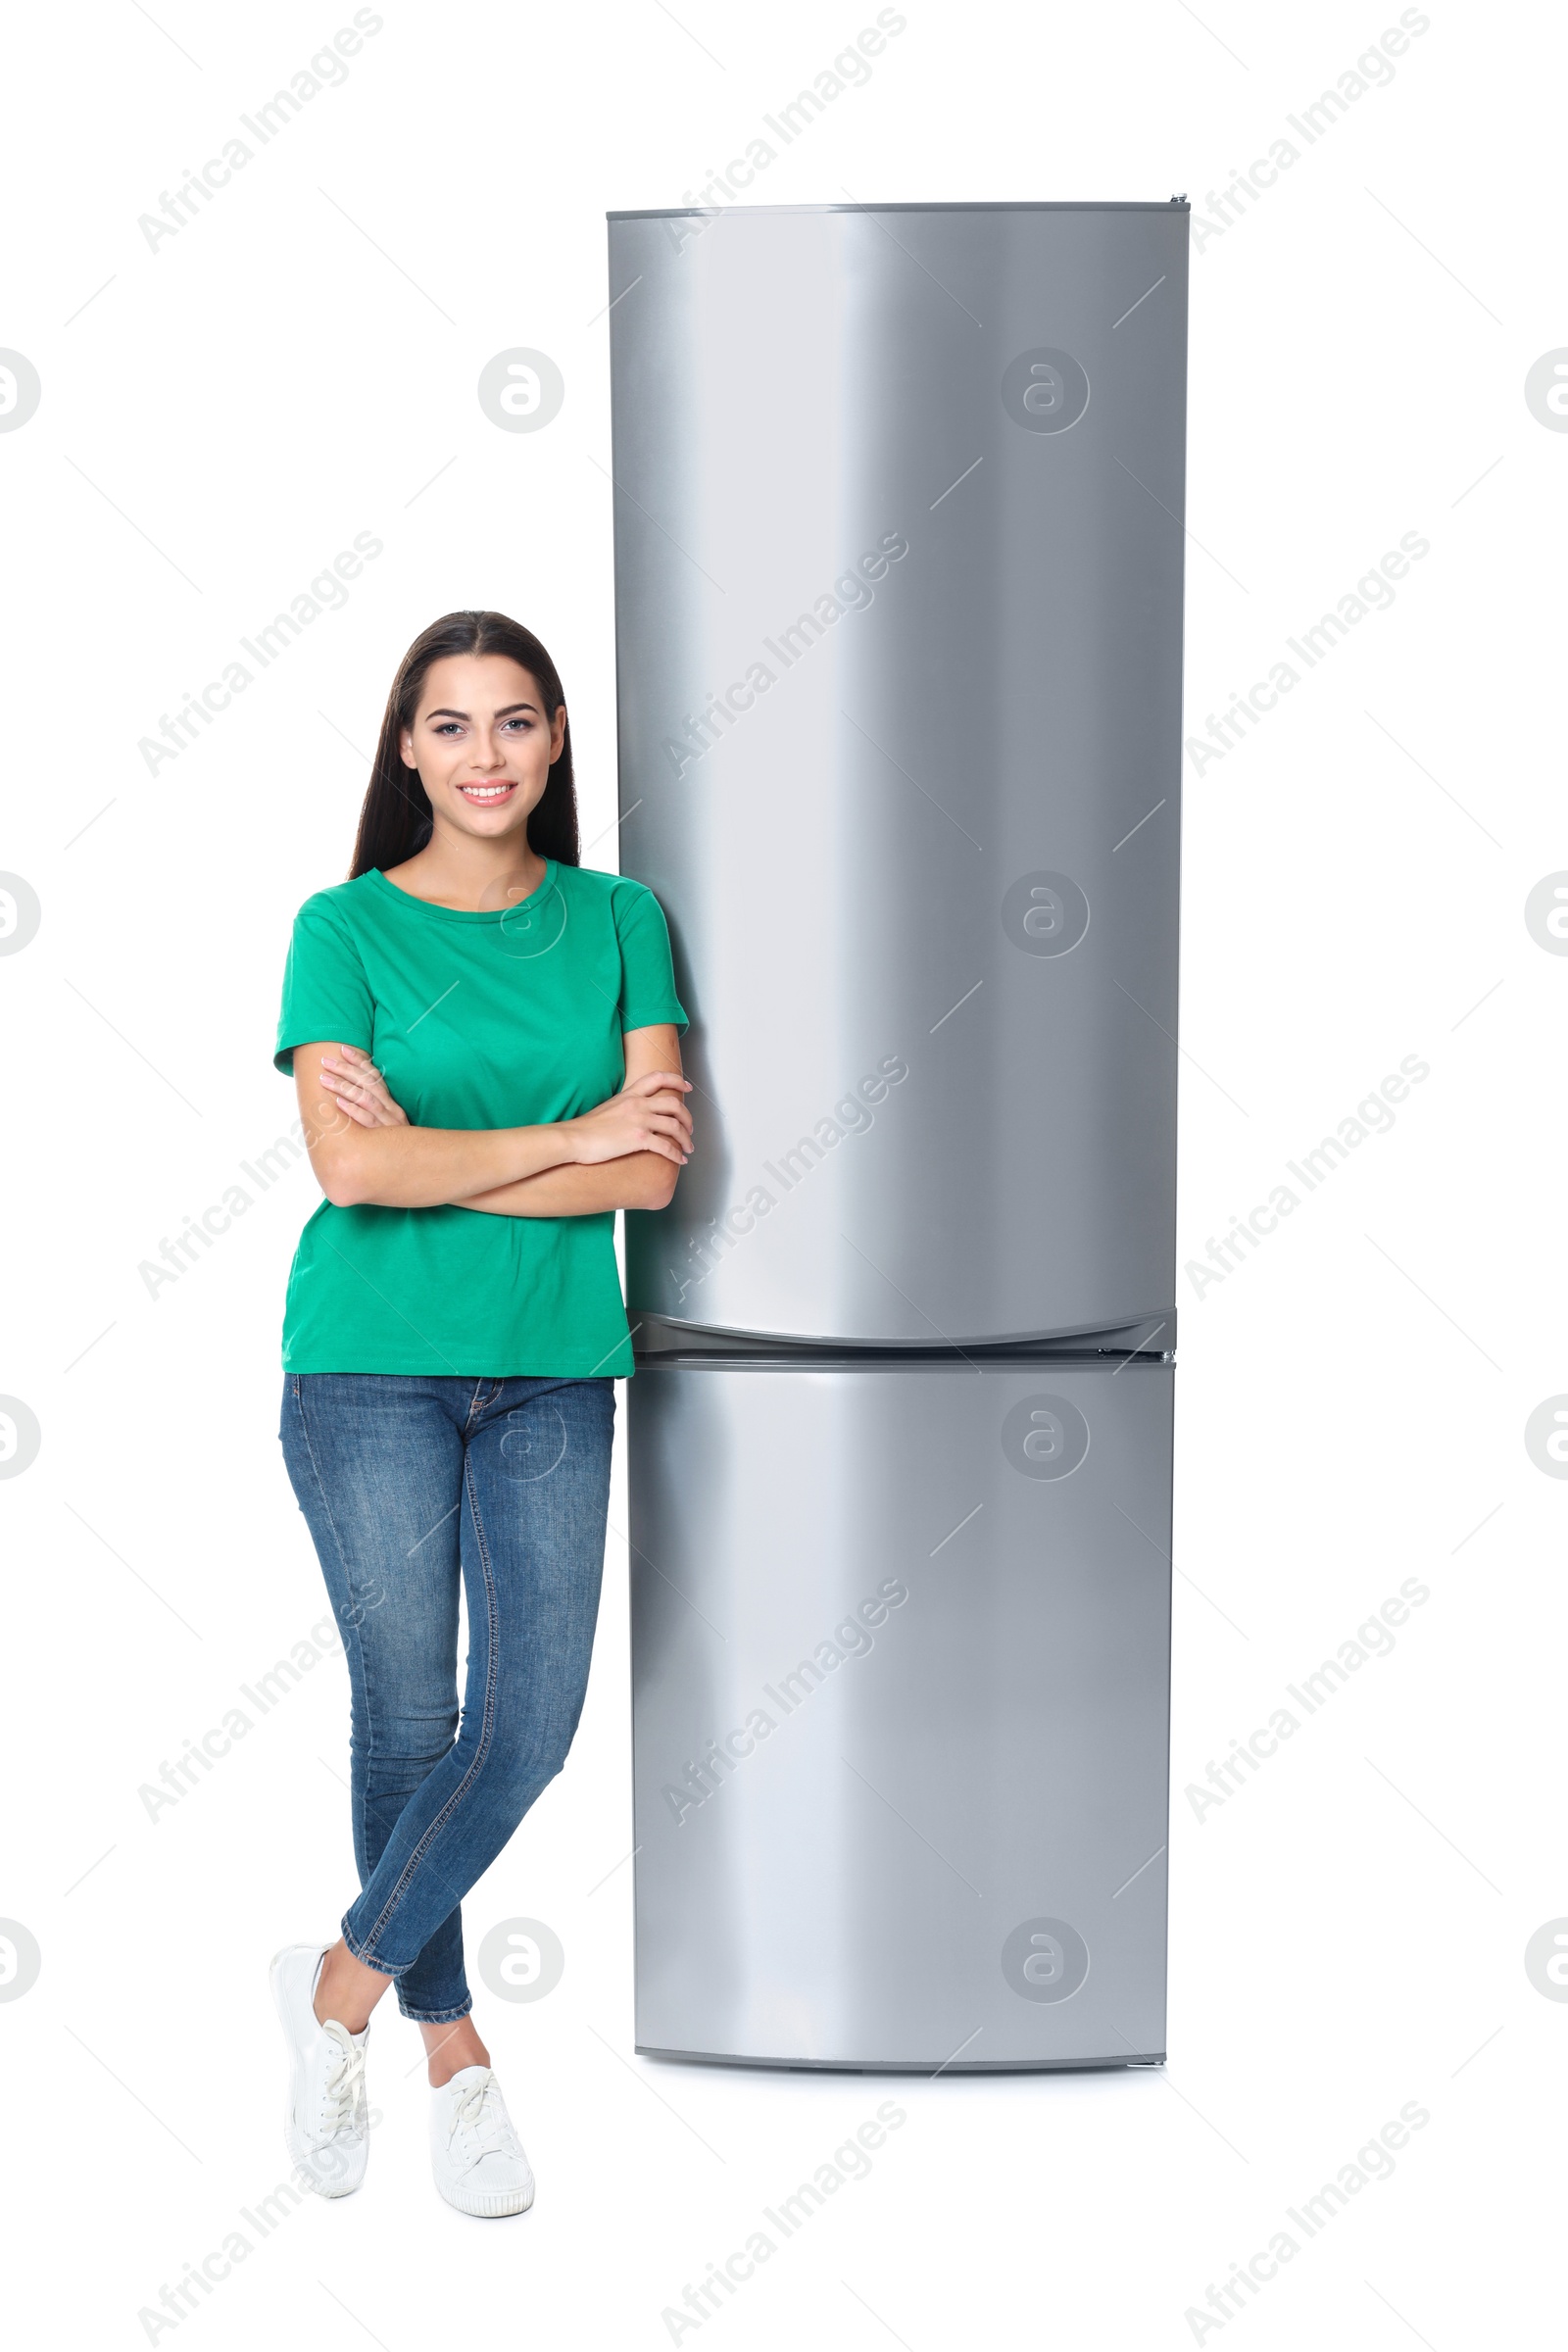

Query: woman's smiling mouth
<box><xmin>458</xmin><ymin>781</ymin><xmax>516</xmax><ymax>803</ymax></box>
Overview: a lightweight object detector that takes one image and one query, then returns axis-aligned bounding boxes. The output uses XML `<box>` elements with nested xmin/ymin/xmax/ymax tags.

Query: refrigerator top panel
<box><xmin>608</xmin><ymin>201</ymin><xmax>1188</xmax><ymax>1348</ymax></box>
<box><xmin>609</xmin><ymin>200</ymin><xmax>1191</xmax><ymax>216</ymax></box>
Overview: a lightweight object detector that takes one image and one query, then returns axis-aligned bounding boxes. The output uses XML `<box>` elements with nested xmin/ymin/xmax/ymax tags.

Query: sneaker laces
<box><xmin>317</xmin><ymin>2021</ymin><xmax>368</xmax><ymax>2142</ymax></box>
<box><xmin>447</xmin><ymin>2071</ymin><xmax>519</xmax><ymax>2165</ymax></box>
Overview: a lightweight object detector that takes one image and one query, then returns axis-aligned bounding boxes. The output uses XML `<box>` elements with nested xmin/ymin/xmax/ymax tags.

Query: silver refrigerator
<box><xmin>606</xmin><ymin>199</ymin><xmax>1187</xmax><ymax>2071</ymax></box>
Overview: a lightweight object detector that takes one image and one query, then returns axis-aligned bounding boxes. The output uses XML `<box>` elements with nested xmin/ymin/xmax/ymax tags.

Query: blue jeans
<box><xmin>279</xmin><ymin>1373</ymin><xmax>614</xmax><ymax>2022</ymax></box>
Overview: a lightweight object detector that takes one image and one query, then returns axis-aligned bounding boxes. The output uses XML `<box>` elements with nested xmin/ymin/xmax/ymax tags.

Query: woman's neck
<box><xmin>384</xmin><ymin>823</ymin><xmax>547</xmax><ymax>912</ymax></box>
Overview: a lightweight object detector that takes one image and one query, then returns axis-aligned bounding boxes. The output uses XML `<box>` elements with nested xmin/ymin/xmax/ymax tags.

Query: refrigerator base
<box><xmin>636</xmin><ymin>2047</ymin><xmax>1166</xmax><ymax>2074</ymax></box>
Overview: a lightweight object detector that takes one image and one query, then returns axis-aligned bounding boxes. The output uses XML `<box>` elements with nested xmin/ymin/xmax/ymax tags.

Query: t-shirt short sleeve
<box><xmin>273</xmin><ymin>893</ymin><xmax>375</xmax><ymax>1074</ymax></box>
<box><xmin>614</xmin><ymin>882</ymin><xmax>689</xmax><ymax>1034</ymax></box>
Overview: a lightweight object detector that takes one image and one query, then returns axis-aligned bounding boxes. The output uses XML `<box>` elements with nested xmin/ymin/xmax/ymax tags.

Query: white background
<box><xmin>1</xmin><ymin>1</ymin><xmax>1561</xmax><ymax>2344</ymax></box>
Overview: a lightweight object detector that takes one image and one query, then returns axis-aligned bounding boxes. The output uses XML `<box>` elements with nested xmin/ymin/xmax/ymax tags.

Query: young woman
<box><xmin>269</xmin><ymin>610</ymin><xmax>690</xmax><ymax>2218</ymax></box>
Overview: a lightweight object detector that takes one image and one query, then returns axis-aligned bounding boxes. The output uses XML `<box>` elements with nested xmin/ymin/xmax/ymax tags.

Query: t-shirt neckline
<box><xmin>367</xmin><ymin>859</ymin><xmax>559</xmax><ymax>925</ymax></box>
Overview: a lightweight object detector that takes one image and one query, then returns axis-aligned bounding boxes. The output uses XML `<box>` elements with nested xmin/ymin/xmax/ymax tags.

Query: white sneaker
<box><xmin>429</xmin><ymin>2065</ymin><xmax>534</xmax><ymax>2218</ymax></box>
<box><xmin>270</xmin><ymin>1943</ymin><xmax>370</xmax><ymax>2198</ymax></box>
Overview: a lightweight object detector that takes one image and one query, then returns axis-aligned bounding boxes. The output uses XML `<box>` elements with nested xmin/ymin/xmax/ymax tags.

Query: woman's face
<box><xmin>400</xmin><ymin>652</ymin><xmax>565</xmax><ymax>851</ymax></box>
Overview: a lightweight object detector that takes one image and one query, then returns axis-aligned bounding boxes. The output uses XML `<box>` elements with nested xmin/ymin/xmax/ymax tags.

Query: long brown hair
<box><xmin>349</xmin><ymin>611</ymin><xmax>580</xmax><ymax>877</ymax></box>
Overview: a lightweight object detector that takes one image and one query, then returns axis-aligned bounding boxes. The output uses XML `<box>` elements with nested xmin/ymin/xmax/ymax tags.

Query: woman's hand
<box><xmin>318</xmin><ymin>1043</ymin><xmax>410</xmax><ymax>1130</ymax></box>
<box><xmin>564</xmin><ymin>1069</ymin><xmax>693</xmax><ymax>1168</ymax></box>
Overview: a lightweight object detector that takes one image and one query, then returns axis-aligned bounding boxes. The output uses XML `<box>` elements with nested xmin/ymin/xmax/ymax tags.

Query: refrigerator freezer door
<box><xmin>630</xmin><ymin>1357</ymin><xmax>1172</xmax><ymax>2069</ymax></box>
<box><xmin>609</xmin><ymin>203</ymin><xmax>1187</xmax><ymax>1346</ymax></box>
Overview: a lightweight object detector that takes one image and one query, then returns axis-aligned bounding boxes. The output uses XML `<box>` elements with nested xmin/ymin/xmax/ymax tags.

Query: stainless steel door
<box><xmin>609</xmin><ymin>202</ymin><xmax>1188</xmax><ymax>1345</ymax></box>
<box><xmin>629</xmin><ymin>1357</ymin><xmax>1172</xmax><ymax>2069</ymax></box>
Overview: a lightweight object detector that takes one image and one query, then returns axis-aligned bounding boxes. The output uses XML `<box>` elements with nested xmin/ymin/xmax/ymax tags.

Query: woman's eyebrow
<box><xmin>423</xmin><ymin>702</ymin><xmax>540</xmax><ymax>721</ymax></box>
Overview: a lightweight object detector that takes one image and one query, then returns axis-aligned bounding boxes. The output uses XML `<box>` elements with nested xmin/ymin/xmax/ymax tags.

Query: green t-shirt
<box><xmin>273</xmin><ymin>860</ymin><xmax>687</xmax><ymax>1377</ymax></box>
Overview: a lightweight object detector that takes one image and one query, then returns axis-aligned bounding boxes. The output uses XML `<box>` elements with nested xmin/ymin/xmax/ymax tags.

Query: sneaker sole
<box><xmin>270</xmin><ymin>1945</ymin><xmax>365</xmax><ymax>2200</ymax></box>
<box><xmin>433</xmin><ymin>2173</ymin><xmax>536</xmax><ymax>2219</ymax></box>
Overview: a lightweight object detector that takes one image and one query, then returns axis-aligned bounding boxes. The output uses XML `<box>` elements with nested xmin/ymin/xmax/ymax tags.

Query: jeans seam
<box><xmin>351</xmin><ymin>1441</ymin><xmax>502</xmax><ymax>1965</ymax></box>
<box><xmin>397</xmin><ymin>1995</ymin><xmax>474</xmax><ymax>2024</ymax></box>
<box><xmin>341</xmin><ymin>1914</ymin><xmax>415</xmax><ymax>1978</ymax></box>
<box><xmin>286</xmin><ymin>1381</ymin><xmax>377</xmax><ymax>1885</ymax></box>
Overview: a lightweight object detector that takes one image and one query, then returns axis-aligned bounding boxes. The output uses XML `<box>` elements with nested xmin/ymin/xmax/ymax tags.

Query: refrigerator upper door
<box><xmin>629</xmin><ymin>1356</ymin><xmax>1172</xmax><ymax>2069</ymax></box>
<box><xmin>609</xmin><ymin>202</ymin><xmax>1187</xmax><ymax>1346</ymax></box>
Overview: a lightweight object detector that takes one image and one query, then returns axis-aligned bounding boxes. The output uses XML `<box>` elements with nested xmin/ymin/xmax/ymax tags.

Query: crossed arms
<box><xmin>291</xmin><ymin>1025</ymin><xmax>692</xmax><ymax>1217</ymax></box>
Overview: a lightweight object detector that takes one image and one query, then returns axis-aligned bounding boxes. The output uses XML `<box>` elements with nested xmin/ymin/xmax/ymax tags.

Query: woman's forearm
<box><xmin>317</xmin><ymin>1118</ymin><xmax>579</xmax><ymax>1209</ymax></box>
<box><xmin>295</xmin><ymin>1036</ymin><xmax>690</xmax><ymax>1210</ymax></box>
<box><xmin>457</xmin><ymin>1153</ymin><xmax>678</xmax><ymax>1218</ymax></box>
